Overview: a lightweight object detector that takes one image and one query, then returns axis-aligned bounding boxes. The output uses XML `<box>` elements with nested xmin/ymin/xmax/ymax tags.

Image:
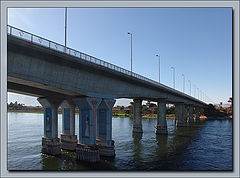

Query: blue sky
<box><xmin>7</xmin><ymin>8</ymin><xmax>232</xmax><ymax>106</ymax></box>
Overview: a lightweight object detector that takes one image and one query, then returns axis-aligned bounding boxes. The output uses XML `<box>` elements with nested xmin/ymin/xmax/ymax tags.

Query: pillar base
<box><xmin>132</xmin><ymin>125</ymin><xmax>143</xmax><ymax>133</ymax></box>
<box><xmin>155</xmin><ymin>125</ymin><xmax>168</xmax><ymax>134</ymax></box>
<box><xmin>96</xmin><ymin>139</ymin><xmax>115</xmax><ymax>157</ymax></box>
<box><xmin>176</xmin><ymin>121</ymin><xmax>186</xmax><ymax>127</ymax></box>
<box><xmin>60</xmin><ymin>134</ymin><xmax>77</xmax><ymax>151</ymax></box>
<box><xmin>76</xmin><ymin>143</ymin><xmax>100</xmax><ymax>163</ymax></box>
<box><xmin>42</xmin><ymin>136</ymin><xmax>61</xmax><ymax>156</ymax></box>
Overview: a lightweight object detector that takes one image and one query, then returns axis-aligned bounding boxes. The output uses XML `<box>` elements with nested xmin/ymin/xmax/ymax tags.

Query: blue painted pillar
<box><xmin>73</xmin><ymin>97</ymin><xmax>101</xmax><ymax>162</ymax></box>
<box><xmin>37</xmin><ymin>97</ymin><xmax>62</xmax><ymax>155</ymax></box>
<box><xmin>96</xmin><ymin>99</ymin><xmax>116</xmax><ymax>157</ymax></box>
<box><xmin>60</xmin><ymin>99</ymin><xmax>77</xmax><ymax>151</ymax></box>
<box><xmin>74</xmin><ymin>97</ymin><xmax>101</xmax><ymax>145</ymax></box>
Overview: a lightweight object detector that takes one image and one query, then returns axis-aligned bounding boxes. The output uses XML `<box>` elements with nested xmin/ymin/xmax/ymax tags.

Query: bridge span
<box><xmin>7</xmin><ymin>25</ymin><xmax>207</xmax><ymax>162</ymax></box>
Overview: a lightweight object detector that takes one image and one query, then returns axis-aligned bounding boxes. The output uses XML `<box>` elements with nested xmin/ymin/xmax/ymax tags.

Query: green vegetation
<box><xmin>8</xmin><ymin>101</ymin><xmax>177</xmax><ymax>119</ymax></box>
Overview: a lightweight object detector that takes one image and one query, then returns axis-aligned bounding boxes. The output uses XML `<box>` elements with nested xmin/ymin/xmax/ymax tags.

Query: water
<box><xmin>8</xmin><ymin>112</ymin><xmax>232</xmax><ymax>171</ymax></box>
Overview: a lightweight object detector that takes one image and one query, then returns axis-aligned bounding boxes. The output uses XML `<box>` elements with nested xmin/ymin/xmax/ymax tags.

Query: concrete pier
<box><xmin>155</xmin><ymin>100</ymin><xmax>168</xmax><ymax>134</ymax></box>
<box><xmin>74</xmin><ymin>97</ymin><xmax>101</xmax><ymax>162</ymax></box>
<box><xmin>195</xmin><ymin>107</ymin><xmax>200</xmax><ymax>121</ymax></box>
<box><xmin>132</xmin><ymin>99</ymin><xmax>143</xmax><ymax>133</ymax></box>
<box><xmin>96</xmin><ymin>99</ymin><xmax>116</xmax><ymax>157</ymax></box>
<box><xmin>188</xmin><ymin>105</ymin><xmax>194</xmax><ymax>123</ymax></box>
<box><xmin>175</xmin><ymin>103</ymin><xmax>186</xmax><ymax>127</ymax></box>
<box><xmin>37</xmin><ymin>97</ymin><xmax>62</xmax><ymax>155</ymax></box>
<box><xmin>60</xmin><ymin>100</ymin><xmax>77</xmax><ymax>151</ymax></box>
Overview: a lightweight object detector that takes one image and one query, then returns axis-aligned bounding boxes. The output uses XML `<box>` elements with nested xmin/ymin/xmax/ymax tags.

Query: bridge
<box><xmin>7</xmin><ymin>25</ymin><xmax>207</xmax><ymax>162</ymax></box>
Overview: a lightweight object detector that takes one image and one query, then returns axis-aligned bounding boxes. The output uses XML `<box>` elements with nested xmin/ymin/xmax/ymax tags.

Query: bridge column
<box><xmin>37</xmin><ymin>97</ymin><xmax>62</xmax><ymax>156</ymax></box>
<box><xmin>175</xmin><ymin>103</ymin><xmax>187</xmax><ymax>127</ymax></box>
<box><xmin>195</xmin><ymin>106</ymin><xmax>200</xmax><ymax>121</ymax></box>
<box><xmin>155</xmin><ymin>99</ymin><xmax>168</xmax><ymax>134</ymax></box>
<box><xmin>60</xmin><ymin>100</ymin><xmax>77</xmax><ymax>151</ymax></box>
<box><xmin>132</xmin><ymin>99</ymin><xmax>143</xmax><ymax>133</ymax></box>
<box><xmin>188</xmin><ymin>105</ymin><xmax>194</xmax><ymax>123</ymax></box>
<box><xmin>200</xmin><ymin>107</ymin><xmax>205</xmax><ymax>116</ymax></box>
<box><xmin>96</xmin><ymin>98</ymin><xmax>116</xmax><ymax>157</ymax></box>
<box><xmin>73</xmin><ymin>97</ymin><xmax>101</xmax><ymax>163</ymax></box>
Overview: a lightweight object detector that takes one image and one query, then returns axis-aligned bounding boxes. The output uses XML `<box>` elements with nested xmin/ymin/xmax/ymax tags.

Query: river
<box><xmin>8</xmin><ymin>112</ymin><xmax>232</xmax><ymax>171</ymax></box>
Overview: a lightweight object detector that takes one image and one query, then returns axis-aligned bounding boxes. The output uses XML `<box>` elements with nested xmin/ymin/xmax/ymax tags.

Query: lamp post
<box><xmin>194</xmin><ymin>84</ymin><xmax>196</xmax><ymax>98</ymax></box>
<box><xmin>128</xmin><ymin>32</ymin><xmax>132</xmax><ymax>75</ymax></box>
<box><xmin>188</xmin><ymin>80</ymin><xmax>191</xmax><ymax>96</ymax></box>
<box><xmin>181</xmin><ymin>74</ymin><xmax>185</xmax><ymax>93</ymax></box>
<box><xmin>64</xmin><ymin>8</ymin><xmax>67</xmax><ymax>53</ymax></box>
<box><xmin>197</xmin><ymin>88</ymin><xmax>199</xmax><ymax>99</ymax></box>
<box><xmin>170</xmin><ymin>67</ymin><xmax>175</xmax><ymax>89</ymax></box>
<box><xmin>156</xmin><ymin>54</ymin><xmax>160</xmax><ymax>83</ymax></box>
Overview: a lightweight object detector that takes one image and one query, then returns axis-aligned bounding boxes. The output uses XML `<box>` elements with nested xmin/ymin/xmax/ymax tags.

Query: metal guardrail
<box><xmin>7</xmin><ymin>25</ymin><xmax>206</xmax><ymax>104</ymax></box>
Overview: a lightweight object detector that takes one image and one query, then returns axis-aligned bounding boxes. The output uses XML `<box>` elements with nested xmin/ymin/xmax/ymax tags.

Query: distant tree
<box><xmin>149</xmin><ymin>103</ymin><xmax>157</xmax><ymax>108</ymax></box>
<box><xmin>120</xmin><ymin>106</ymin><xmax>124</xmax><ymax>110</ymax></box>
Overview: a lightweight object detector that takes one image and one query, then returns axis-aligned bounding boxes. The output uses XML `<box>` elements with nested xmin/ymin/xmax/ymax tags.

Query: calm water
<box><xmin>8</xmin><ymin>112</ymin><xmax>232</xmax><ymax>171</ymax></box>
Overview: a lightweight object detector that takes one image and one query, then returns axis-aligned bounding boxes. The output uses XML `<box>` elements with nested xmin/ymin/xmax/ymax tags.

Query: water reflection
<box><xmin>132</xmin><ymin>132</ymin><xmax>143</xmax><ymax>162</ymax></box>
<box><xmin>155</xmin><ymin>134</ymin><xmax>168</xmax><ymax>157</ymax></box>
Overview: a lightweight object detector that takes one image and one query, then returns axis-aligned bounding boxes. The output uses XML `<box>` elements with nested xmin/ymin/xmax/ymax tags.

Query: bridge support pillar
<box><xmin>195</xmin><ymin>107</ymin><xmax>200</xmax><ymax>121</ymax></box>
<box><xmin>132</xmin><ymin>99</ymin><xmax>143</xmax><ymax>133</ymax></box>
<box><xmin>175</xmin><ymin>103</ymin><xmax>187</xmax><ymax>127</ymax></box>
<box><xmin>60</xmin><ymin>100</ymin><xmax>77</xmax><ymax>151</ymax></box>
<box><xmin>155</xmin><ymin>100</ymin><xmax>168</xmax><ymax>134</ymax></box>
<box><xmin>188</xmin><ymin>105</ymin><xmax>194</xmax><ymax>123</ymax></box>
<box><xmin>200</xmin><ymin>108</ymin><xmax>204</xmax><ymax>116</ymax></box>
<box><xmin>37</xmin><ymin>97</ymin><xmax>62</xmax><ymax>156</ymax></box>
<box><xmin>73</xmin><ymin>97</ymin><xmax>101</xmax><ymax>163</ymax></box>
<box><xmin>96</xmin><ymin>99</ymin><xmax>116</xmax><ymax>157</ymax></box>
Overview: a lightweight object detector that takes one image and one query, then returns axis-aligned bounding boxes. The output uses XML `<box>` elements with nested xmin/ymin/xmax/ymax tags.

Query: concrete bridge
<box><xmin>7</xmin><ymin>25</ymin><xmax>207</xmax><ymax>162</ymax></box>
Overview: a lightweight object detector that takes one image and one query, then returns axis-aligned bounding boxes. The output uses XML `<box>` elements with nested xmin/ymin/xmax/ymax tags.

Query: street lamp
<box><xmin>197</xmin><ymin>88</ymin><xmax>199</xmax><ymax>99</ymax></box>
<box><xmin>64</xmin><ymin>8</ymin><xmax>67</xmax><ymax>53</ymax></box>
<box><xmin>188</xmin><ymin>80</ymin><xmax>191</xmax><ymax>96</ymax></box>
<box><xmin>156</xmin><ymin>54</ymin><xmax>160</xmax><ymax>83</ymax></box>
<box><xmin>170</xmin><ymin>67</ymin><xmax>175</xmax><ymax>89</ymax></box>
<box><xmin>181</xmin><ymin>74</ymin><xmax>185</xmax><ymax>93</ymax></box>
<box><xmin>194</xmin><ymin>84</ymin><xmax>196</xmax><ymax>98</ymax></box>
<box><xmin>128</xmin><ymin>32</ymin><xmax>132</xmax><ymax>75</ymax></box>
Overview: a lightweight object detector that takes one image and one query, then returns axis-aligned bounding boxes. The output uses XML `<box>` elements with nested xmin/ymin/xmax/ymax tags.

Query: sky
<box><xmin>7</xmin><ymin>8</ymin><xmax>232</xmax><ymax>106</ymax></box>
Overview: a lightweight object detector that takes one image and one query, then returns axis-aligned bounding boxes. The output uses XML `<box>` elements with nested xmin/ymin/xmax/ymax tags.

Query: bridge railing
<box><xmin>7</xmin><ymin>25</ymin><xmax>205</xmax><ymax>104</ymax></box>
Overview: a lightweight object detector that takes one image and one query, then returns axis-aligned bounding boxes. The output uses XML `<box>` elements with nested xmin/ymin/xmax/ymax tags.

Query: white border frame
<box><xmin>1</xmin><ymin>1</ymin><xmax>239</xmax><ymax>177</ymax></box>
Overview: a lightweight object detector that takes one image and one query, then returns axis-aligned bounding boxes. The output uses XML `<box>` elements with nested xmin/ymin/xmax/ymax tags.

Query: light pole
<box><xmin>128</xmin><ymin>32</ymin><xmax>132</xmax><ymax>75</ymax></box>
<box><xmin>64</xmin><ymin>8</ymin><xmax>67</xmax><ymax>53</ymax></box>
<box><xmin>170</xmin><ymin>67</ymin><xmax>175</xmax><ymax>89</ymax></box>
<box><xmin>188</xmin><ymin>80</ymin><xmax>191</xmax><ymax>96</ymax></box>
<box><xmin>194</xmin><ymin>84</ymin><xmax>196</xmax><ymax>97</ymax></box>
<box><xmin>197</xmin><ymin>88</ymin><xmax>199</xmax><ymax>99</ymax></box>
<box><xmin>156</xmin><ymin>54</ymin><xmax>160</xmax><ymax>83</ymax></box>
<box><xmin>181</xmin><ymin>74</ymin><xmax>185</xmax><ymax>93</ymax></box>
